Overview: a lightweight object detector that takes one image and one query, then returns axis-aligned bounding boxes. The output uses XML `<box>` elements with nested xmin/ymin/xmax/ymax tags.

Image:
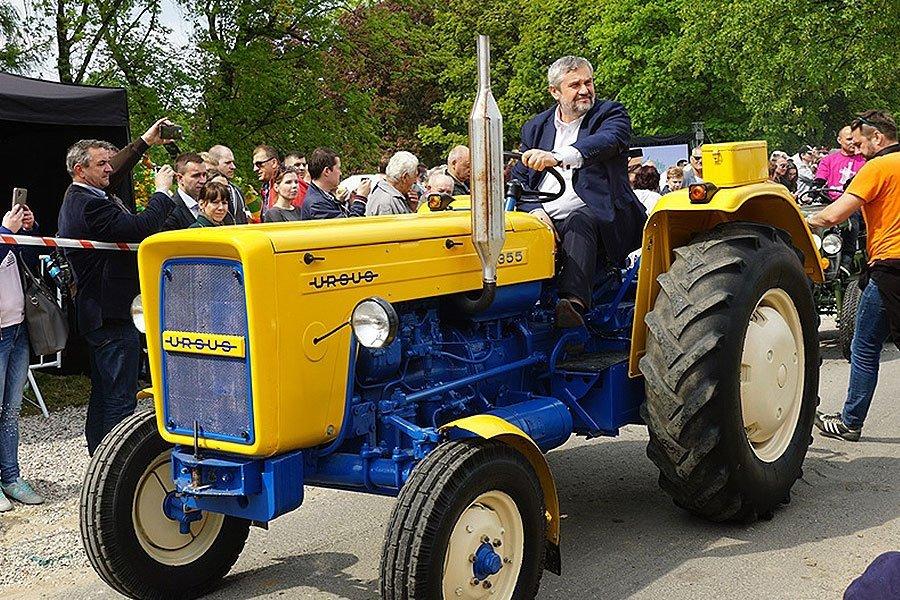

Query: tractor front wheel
<box><xmin>640</xmin><ymin>222</ymin><xmax>819</xmax><ymax>522</ymax></box>
<box><xmin>80</xmin><ymin>410</ymin><xmax>250</xmax><ymax>600</ymax></box>
<box><xmin>380</xmin><ymin>439</ymin><xmax>546</xmax><ymax>600</ymax></box>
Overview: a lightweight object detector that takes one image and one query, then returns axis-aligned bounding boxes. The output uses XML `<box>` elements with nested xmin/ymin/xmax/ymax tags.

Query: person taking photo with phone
<box><xmin>0</xmin><ymin>202</ymin><xmax>44</xmax><ymax>510</ymax></box>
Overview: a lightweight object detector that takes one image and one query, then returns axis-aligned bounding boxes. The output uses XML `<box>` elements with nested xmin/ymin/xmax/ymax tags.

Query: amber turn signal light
<box><xmin>689</xmin><ymin>182</ymin><xmax>719</xmax><ymax>204</ymax></box>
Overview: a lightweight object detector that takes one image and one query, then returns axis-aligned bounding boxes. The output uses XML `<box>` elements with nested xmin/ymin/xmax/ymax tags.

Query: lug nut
<box><xmin>492</xmin><ymin>538</ymin><xmax>502</xmax><ymax>547</ymax></box>
<box><xmin>471</xmin><ymin>578</ymin><xmax>480</xmax><ymax>586</ymax></box>
<box><xmin>455</xmin><ymin>587</ymin><xmax>463</xmax><ymax>596</ymax></box>
<box><xmin>469</xmin><ymin>554</ymin><xmax>476</xmax><ymax>563</ymax></box>
<box><xmin>503</xmin><ymin>557</ymin><xmax>512</xmax><ymax>564</ymax></box>
<box><xmin>483</xmin><ymin>581</ymin><xmax>492</xmax><ymax>589</ymax></box>
<box><xmin>466</xmin><ymin>525</ymin><xmax>474</xmax><ymax>533</ymax></box>
<box><xmin>481</xmin><ymin>535</ymin><xmax>490</xmax><ymax>544</ymax></box>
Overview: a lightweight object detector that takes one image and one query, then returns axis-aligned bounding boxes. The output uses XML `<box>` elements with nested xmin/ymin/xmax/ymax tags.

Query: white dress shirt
<box><xmin>535</xmin><ymin>108</ymin><xmax>587</xmax><ymax>221</ymax></box>
<box><xmin>177</xmin><ymin>188</ymin><xmax>200</xmax><ymax>218</ymax></box>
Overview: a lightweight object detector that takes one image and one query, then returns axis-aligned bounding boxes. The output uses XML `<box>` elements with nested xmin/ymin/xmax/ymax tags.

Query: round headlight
<box><xmin>131</xmin><ymin>295</ymin><xmax>145</xmax><ymax>333</ymax></box>
<box><xmin>812</xmin><ymin>234</ymin><xmax>822</xmax><ymax>251</ymax></box>
<box><xmin>822</xmin><ymin>233</ymin><xmax>842</xmax><ymax>256</ymax></box>
<box><xmin>351</xmin><ymin>297</ymin><xmax>398</xmax><ymax>348</ymax></box>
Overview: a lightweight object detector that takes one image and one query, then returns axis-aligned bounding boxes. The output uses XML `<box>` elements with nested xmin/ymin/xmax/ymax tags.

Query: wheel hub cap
<box><xmin>443</xmin><ymin>491</ymin><xmax>523</xmax><ymax>600</ymax></box>
<box><xmin>740</xmin><ymin>289</ymin><xmax>805</xmax><ymax>462</ymax></box>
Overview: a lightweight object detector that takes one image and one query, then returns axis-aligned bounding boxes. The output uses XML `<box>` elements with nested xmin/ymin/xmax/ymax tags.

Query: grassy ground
<box><xmin>22</xmin><ymin>371</ymin><xmax>91</xmax><ymax>416</ymax></box>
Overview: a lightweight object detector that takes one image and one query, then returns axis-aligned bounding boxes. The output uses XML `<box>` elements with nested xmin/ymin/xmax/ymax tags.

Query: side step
<box><xmin>556</xmin><ymin>350</ymin><xmax>629</xmax><ymax>373</ymax></box>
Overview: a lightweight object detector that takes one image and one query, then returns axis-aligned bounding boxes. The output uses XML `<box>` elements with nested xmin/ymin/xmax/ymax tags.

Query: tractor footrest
<box><xmin>557</xmin><ymin>350</ymin><xmax>629</xmax><ymax>373</ymax></box>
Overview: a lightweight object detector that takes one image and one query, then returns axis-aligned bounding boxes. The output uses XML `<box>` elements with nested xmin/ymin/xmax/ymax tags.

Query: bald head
<box><xmin>208</xmin><ymin>144</ymin><xmax>236</xmax><ymax>178</ymax></box>
<box><xmin>447</xmin><ymin>145</ymin><xmax>470</xmax><ymax>183</ymax></box>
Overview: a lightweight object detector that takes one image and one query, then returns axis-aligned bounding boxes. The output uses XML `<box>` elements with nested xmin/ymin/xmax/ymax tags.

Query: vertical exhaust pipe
<box><xmin>457</xmin><ymin>34</ymin><xmax>505</xmax><ymax>314</ymax></box>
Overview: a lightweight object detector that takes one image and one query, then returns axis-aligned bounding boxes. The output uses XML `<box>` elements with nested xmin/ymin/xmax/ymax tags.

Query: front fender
<box><xmin>628</xmin><ymin>182</ymin><xmax>826</xmax><ymax>377</ymax></box>
<box><xmin>440</xmin><ymin>414</ymin><xmax>562</xmax><ymax>575</ymax></box>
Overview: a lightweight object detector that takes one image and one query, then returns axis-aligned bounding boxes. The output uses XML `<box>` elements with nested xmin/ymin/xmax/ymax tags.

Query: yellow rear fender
<box><xmin>629</xmin><ymin>182</ymin><xmax>825</xmax><ymax>376</ymax></box>
<box><xmin>440</xmin><ymin>414</ymin><xmax>562</xmax><ymax>575</ymax></box>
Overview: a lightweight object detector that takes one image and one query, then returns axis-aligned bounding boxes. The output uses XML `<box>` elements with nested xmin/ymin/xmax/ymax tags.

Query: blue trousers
<box><xmin>0</xmin><ymin>323</ymin><xmax>30</xmax><ymax>484</ymax></box>
<box><xmin>84</xmin><ymin>321</ymin><xmax>140</xmax><ymax>455</ymax></box>
<box><xmin>843</xmin><ymin>280</ymin><xmax>892</xmax><ymax>428</ymax></box>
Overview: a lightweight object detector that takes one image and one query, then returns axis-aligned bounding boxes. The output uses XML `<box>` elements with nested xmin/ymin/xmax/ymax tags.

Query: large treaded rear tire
<box><xmin>380</xmin><ymin>439</ymin><xmax>546</xmax><ymax>600</ymax></box>
<box><xmin>640</xmin><ymin>223</ymin><xmax>819</xmax><ymax>522</ymax></box>
<box><xmin>80</xmin><ymin>410</ymin><xmax>250</xmax><ymax>600</ymax></box>
<box><xmin>839</xmin><ymin>280</ymin><xmax>861</xmax><ymax>362</ymax></box>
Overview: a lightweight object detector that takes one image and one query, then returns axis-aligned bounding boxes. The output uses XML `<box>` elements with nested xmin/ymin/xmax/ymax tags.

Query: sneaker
<box><xmin>0</xmin><ymin>478</ymin><xmax>45</xmax><ymax>505</ymax></box>
<box><xmin>814</xmin><ymin>411</ymin><xmax>861</xmax><ymax>442</ymax></box>
<box><xmin>0</xmin><ymin>490</ymin><xmax>11</xmax><ymax>512</ymax></box>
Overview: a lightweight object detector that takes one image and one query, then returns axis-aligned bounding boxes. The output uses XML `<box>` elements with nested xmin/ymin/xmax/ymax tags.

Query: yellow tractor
<box><xmin>80</xmin><ymin>36</ymin><xmax>823</xmax><ymax>600</ymax></box>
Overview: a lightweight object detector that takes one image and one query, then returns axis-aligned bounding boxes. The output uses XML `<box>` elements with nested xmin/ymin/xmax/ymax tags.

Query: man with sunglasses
<box><xmin>808</xmin><ymin>110</ymin><xmax>900</xmax><ymax>442</ymax></box>
<box><xmin>815</xmin><ymin>125</ymin><xmax>866</xmax><ymax>200</ymax></box>
<box><xmin>682</xmin><ymin>147</ymin><xmax>704</xmax><ymax>186</ymax></box>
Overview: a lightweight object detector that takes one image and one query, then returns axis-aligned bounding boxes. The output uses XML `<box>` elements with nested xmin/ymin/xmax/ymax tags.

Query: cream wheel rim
<box><xmin>442</xmin><ymin>490</ymin><xmax>524</xmax><ymax>600</ymax></box>
<box><xmin>132</xmin><ymin>450</ymin><xmax>224</xmax><ymax>566</ymax></box>
<box><xmin>740</xmin><ymin>288</ymin><xmax>805</xmax><ymax>462</ymax></box>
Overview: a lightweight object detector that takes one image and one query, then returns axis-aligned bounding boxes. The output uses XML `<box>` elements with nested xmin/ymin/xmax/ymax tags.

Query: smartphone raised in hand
<box><xmin>12</xmin><ymin>187</ymin><xmax>27</xmax><ymax>208</ymax></box>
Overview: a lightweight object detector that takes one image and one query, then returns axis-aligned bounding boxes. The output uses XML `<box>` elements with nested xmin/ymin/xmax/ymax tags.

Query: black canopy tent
<box><xmin>0</xmin><ymin>72</ymin><xmax>133</xmax><ymax>235</ymax></box>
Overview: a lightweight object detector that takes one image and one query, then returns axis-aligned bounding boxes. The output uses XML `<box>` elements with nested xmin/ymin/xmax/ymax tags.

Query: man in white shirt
<box><xmin>164</xmin><ymin>152</ymin><xmax>208</xmax><ymax>230</ymax></box>
<box><xmin>510</xmin><ymin>56</ymin><xmax>646</xmax><ymax>328</ymax></box>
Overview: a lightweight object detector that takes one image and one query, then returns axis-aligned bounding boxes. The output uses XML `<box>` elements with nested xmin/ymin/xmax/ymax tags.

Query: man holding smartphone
<box><xmin>58</xmin><ymin>117</ymin><xmax>179</xmax><ymax>455</ymax></box>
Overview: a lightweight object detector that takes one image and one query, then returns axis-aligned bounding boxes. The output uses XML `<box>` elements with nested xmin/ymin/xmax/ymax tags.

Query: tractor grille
<box><xmin>160</xmin><ymin>259</ymin><xmax>254</xmax><ymax>444</ymax></box>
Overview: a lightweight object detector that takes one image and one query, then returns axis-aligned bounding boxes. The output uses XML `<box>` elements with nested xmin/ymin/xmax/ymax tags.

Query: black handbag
<box><xmin>18</xmin><ymin>257</ymin><xmax>69</xmax><ymax>355</ymax></box>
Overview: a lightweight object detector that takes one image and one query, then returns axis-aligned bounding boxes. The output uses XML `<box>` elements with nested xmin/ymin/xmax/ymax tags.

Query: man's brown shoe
<box><xmin>555</xmin><ymin>298</ymin><xmax>585</xmax><ymax>328</ymax></box>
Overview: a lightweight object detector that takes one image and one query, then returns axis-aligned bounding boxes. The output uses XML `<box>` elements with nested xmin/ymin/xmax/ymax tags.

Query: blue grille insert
<box><xmin>160</xmin><ymin>258</ymin><xmax>254</xmax><ymax>444</ymax></box>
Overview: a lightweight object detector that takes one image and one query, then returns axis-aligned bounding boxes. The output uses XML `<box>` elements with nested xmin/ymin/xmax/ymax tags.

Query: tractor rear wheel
<box><xmin>380</xmin><ymin>439</ymin><xmax>546</xmax><ymax>600</ymax></box>
<box><xmin>80</xmin><ymin>410</ymin><xmax>250</xmax><ymax>600</ymax></box>
<box><xmin>640</xmin><ymin>222</ymin><xmax>819</xmax><ymax>522</ymax></box>
<box><xmin>839</xmin><ymin>280</ymin><xmax>861</xmax><ymax>361</ymax></box>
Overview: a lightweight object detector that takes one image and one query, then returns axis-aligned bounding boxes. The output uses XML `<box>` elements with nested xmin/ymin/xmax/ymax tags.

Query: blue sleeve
<box><xmin>511</xmin><ymin>124</ymin><xmax>545</xmax><ymax>213</ymax></box>
<box><xmin>83</xmin><ymin>192</ymin><xmax>174</xmax><ymax>242</ymax></box>
<box><xmin>571</xmin><ymin>101</ymin><xmax>632</xmax><ymax>163</ymax></box>
<box><xmin>302</xmin><ymin>197</ymin><xmax>343</xmax><ymax>220</ymax></box>
<box><xmin>348</xmin><ymin>199</ymin><xmax>366</xmax><ymax>217</ymax></box>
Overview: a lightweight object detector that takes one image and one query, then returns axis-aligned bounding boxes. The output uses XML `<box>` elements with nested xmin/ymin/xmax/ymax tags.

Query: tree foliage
<box><xmin>6</xmin><ymin>0</ymin><xmax>898</xmax><ymax>177</ymax></box>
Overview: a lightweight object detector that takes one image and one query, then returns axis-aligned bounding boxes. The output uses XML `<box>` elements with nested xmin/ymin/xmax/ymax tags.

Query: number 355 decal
<box><xmin>498</xmin><ymin>249</ymin><xmax>527</xmax><ymax>266</ymax></box>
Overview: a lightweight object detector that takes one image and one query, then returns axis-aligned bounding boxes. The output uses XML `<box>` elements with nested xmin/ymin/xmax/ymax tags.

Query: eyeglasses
<box><xmin>253</xmin><ymin>157</ymin><xmax>277</xmax><ymax>168</ymax></box>
<box><xmin>691</xmin><ymin>155</ymin><xmax>702</xmax><ymax>161</ymax></box>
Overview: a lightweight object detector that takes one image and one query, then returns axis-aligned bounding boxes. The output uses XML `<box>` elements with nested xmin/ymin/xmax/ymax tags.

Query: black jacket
<box><xmin>163</xmin><ymin>190</ymin><xmax>197</xmax><ymax>230</ymax></box>
<box><xmin>510</xmin><ymin>100</ymin><xmax>647</xmax><ymax>265</ymax></box>
<box><xmin>57</xmin><ymin>184</ymin><xmax>173</xmax><ymax>334</ymax></box>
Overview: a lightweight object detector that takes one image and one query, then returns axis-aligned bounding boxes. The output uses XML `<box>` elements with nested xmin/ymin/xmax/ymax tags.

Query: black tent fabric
<box><xmin>0</xmin><ymin>73</ymin><xmax>129</xmax><ymax>126</ymax></box>
<box><xmin>0</xmin><ymin>73</ymin><xmax>132</xmax><ymax>235</ymax></box>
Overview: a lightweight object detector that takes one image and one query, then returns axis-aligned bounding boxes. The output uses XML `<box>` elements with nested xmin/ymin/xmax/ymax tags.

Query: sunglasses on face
<box><xmin>253</xmin><ymin>157</ymin><xmax>276</xmax><ymax>169</ymax></box>
<box><xmin>691</xmin><ymin>155</ymin><xmax>702</xmax><ymax>161</ymax></box>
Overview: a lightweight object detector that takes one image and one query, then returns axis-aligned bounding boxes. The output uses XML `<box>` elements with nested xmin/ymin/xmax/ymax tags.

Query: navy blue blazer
<box><xmin>57</xmin><ymin>184</ymin><xmax>174</xmax><ymax>334</ymax></box>
<box><xmin>300</xmin><ymin>182</ymin><xmax>365</xmax><ymax>220</ymax></box>
<box><xmin>510</xmin><ymin>100</ymin><xmax>646</xmax><ymax>265</ymax></box>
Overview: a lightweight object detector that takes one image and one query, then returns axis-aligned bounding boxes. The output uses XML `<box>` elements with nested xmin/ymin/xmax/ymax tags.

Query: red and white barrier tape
<box><xmin>0</xmin><ymin>233</ymin><xmax>138</xmax><ymax>251</ymax></box>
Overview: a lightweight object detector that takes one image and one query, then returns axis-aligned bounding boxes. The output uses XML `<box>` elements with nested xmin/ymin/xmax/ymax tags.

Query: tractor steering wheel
<box><xmin>504</xmin><ymin>151</ymin><xmax>566</xmax><ymax>203</ymax></box>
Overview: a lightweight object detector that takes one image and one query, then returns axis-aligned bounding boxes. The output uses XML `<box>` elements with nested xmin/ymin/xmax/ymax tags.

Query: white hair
<box><xmin>386</xmin><ymin>151</ymin><xmax>419</xmax><ymax>181</ymax></box>
<box><xmin>427</xmin><ymin>172</ymin><xmax>454</xmax><ymax>188</ymax></box>
<box><xmin>547</xmin><ymin>56</ymin><xmax>594</xmax><ymax>88</ymax></box>
<box><xmin>447</xmin><ymin>145</ymin><xmax>469</xmax><ymax>165</ymax></box>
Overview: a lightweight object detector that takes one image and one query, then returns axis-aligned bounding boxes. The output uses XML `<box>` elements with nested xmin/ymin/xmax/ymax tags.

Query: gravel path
<box><xmin>0</xmin><ymin>400</ymin><xmax>152</xmax><ymax>590</ymax></box>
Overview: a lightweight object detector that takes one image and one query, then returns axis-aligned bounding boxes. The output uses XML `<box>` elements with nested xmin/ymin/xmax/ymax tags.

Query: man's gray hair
<box><xmin>447</xmin><ymin>145</ymin><xmax>469</xmax><ymax>165</ymax></box>
<box><xmin>65</xmin><ymin>139</ymin><xmax>117</xmax><ymax>177</ymax></box>
<box><xmin>547</xmin><ymin>56</ymin><xmax>594</xmax><ymax>88</ymax></box>
<box><xmin>386</xmin><ymin>151</ymin><xmax>419</xmax><ymax>181</ymax></box>
<box><xmin>207</xmin><ymin>144</ymin><xmax>232</xmax><ymax>164</ymax></box>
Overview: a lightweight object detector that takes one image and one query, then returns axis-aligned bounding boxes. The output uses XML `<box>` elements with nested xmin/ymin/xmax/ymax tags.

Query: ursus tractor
<box><xmin>80</xmin><ymin>36</ymin><xmax>824</xmax><ymax>600</ymax></box>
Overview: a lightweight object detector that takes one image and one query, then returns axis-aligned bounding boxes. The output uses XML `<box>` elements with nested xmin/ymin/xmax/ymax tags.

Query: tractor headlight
<box><xmin>131</xmin><ymin>295</ymin><xmax>145</xmax><ymax>333</ymax></box>
<box><xmin>812</xmin><ymin>234</ymin><xmax>822</xmax><ymax>251</ymax></box>
<box><xmin>822</xmin><ymin>233</ymin><xmax>842</xmax><ymax>256</ymax></box>
<box><xmin>351</xmin><ymin>297</ymin><xmax>398</xmax><ymax>348</ymax></box>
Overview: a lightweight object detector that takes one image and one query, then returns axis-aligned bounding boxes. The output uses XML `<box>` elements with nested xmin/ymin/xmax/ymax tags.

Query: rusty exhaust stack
<box><xmin>458</xmin><ymin>34</ymin><xmax>505</xmax><ymax>314</ymax></box>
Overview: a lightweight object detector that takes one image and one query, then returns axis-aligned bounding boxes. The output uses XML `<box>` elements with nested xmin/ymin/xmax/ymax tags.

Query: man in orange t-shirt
<box><xmin>808</xmin><ymin>110</ymin><xmax>900</xmax><ymax>441</ymax></box>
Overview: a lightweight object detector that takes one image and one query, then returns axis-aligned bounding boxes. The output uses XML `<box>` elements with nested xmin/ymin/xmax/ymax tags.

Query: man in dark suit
<box><xmin>510</xmin><ymin>55</ymin><xmax>646</xmax><ymax>328</ymax></box>
<box><xmin>58</xmin><ymin>138</ymin><xmax>174</xmax><ymax>455</ymax></box>
<box><xmin>163</xmin><ymin>152</ymin><xmax>207</xmax><ymax>230</ymax></box>
<box><xmin>300</xmin><ymin>147</ymin><xmax>367</xmax><ymax>219</ymax></box>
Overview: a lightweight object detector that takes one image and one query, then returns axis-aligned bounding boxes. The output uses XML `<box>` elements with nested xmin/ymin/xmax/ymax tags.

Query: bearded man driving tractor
<box><xmin>510</xmin><ymin>56</ymin><xmax>647</xmax><ymax>328</ymax></box>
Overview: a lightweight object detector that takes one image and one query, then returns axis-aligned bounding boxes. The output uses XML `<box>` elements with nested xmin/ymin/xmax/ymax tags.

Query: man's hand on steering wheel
<box><xmin>522</xmin><ymin>149</ymin><xmax>559</xmax><ymax>171</ymax></box>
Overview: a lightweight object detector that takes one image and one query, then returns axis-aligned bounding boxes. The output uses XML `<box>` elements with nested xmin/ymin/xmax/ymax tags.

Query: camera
<box><xmin>159</xmin><ymin>123</ymin><xmax>184</xmax><ymax>140</ymax></box>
